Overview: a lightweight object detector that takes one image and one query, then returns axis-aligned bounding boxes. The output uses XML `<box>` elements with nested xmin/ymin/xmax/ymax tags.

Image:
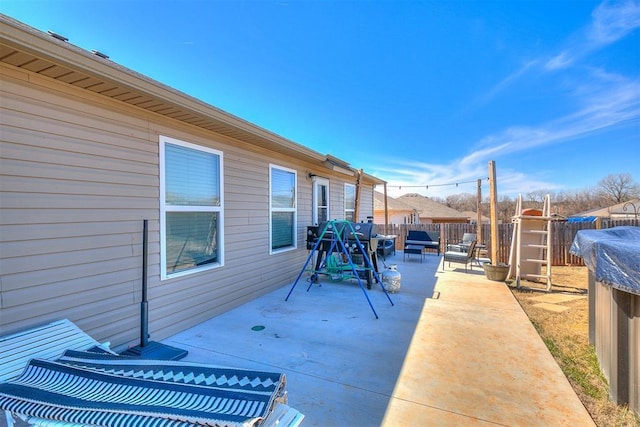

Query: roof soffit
<box><xmin>1</xmin><ymin>15</ymin><xmax>333</xmax><ymax>165</ymax></box>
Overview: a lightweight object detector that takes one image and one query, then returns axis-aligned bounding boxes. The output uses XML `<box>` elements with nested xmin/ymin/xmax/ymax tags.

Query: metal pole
<box><xmin>141</xmin><ymin>219</ymin><xmax>149</xmax><ymax>347</ymax></box>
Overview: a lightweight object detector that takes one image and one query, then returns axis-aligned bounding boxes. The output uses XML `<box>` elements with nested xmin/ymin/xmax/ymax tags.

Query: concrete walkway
<box><xmin>162</xmin><ymin>251</ymin><xmax>594</xmax><ymax>426</ymax></box>
<box><xmin>381</xmin><ymin>263</ymin><xmax>594</xmax><ymax>426</ymax></box>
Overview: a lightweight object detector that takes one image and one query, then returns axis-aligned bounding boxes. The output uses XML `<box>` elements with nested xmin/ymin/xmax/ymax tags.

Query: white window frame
<box><xmin>312</xmin><ymin>176</ymin><xmax>330</xmax><ymax>225</ymax></box>
<box><xmin>344</xmin><ymin>183</ymin><xmax>356</xmax><ymax>222</ymax></box>
<box><xmin>159</xmin><ymin>135</ymin><xmax>224</xmax><ymax>279</ymax></box>
<box><xmin>269</xmin><ymin>164</ymin><xmax>297</xmax><ymax>254</ymax></box>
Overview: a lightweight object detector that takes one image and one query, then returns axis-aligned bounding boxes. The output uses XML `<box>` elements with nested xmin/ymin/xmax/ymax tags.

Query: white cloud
<box><xmin>466</xmin><ymin>60</ymin><xmax>538</xmax><ymax>109</ymax></box>
<box><xmin>589</xmin><ymin>0</ymin><xmax>640</xmax><ymax>45</ymax></box>
<box><xmin>551</xmin><ymin>73</ymin><xmax>640</xmax><ymax>141</ymax></box>
<box><xmin>378</xmin><ymin>71</ymin><xmax>639</xmax><ymax>198</ymax></box>
<box><xmin>545</xmin><ymin>51</ymin><xmax>574</xmax><ymax>71</ymax></box>
<box><xmin>546</xmin><ymin>0</ymin><xmax>640</xmax><ymax>71</ymax></box>
<box><xmin>486</xmin><ymin>1</ymin><xmax>640</xmax><ymax>85</ymax></box>
<box><xmin>376</xmin><ymin>1</ymin><xmax>640</xmax><ymax>199</ymax></box>
<box><xmin>467</xmin><ymin>68</ymin><xmax>640</xmax><ymax>157</ymax></box>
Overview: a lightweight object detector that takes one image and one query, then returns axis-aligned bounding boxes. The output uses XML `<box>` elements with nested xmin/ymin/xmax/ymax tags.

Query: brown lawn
<box><xmin>509</xmin><ymin>266</ymin><xmax>640</xmax><ymax>427</ymax></box>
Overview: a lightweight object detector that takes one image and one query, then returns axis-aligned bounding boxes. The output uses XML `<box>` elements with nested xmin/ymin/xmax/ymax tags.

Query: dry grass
<box><xmin>509</xmin><ymin>266</ymin><xmax>640</xmax><ymax>427</ymax></box>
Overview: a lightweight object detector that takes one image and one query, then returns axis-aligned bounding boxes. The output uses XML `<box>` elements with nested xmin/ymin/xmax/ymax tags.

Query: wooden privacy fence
<box><xmin>377</xmin><ymin>219</ymin><xmax>638</xmax><ymax>266</ymax></box>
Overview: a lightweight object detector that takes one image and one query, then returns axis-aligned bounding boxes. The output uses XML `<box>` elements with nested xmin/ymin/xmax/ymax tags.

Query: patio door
<box><xmin>312</xmin><ymin>177</ymin><xmax>329</xmax><ymax>225</ymax></box>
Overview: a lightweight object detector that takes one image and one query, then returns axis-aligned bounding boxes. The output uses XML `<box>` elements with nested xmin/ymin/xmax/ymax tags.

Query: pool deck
<box><xmin>163</xmin><ymin>250</ymin><xmax>594</xmax><ymax>426</ymax></box>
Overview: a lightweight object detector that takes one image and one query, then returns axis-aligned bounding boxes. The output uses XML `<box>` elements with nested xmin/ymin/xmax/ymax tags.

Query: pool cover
<box><xmin>570</xmin><ymin>226</ymin><xmax>640</xmax><ymax>296</ymax></box>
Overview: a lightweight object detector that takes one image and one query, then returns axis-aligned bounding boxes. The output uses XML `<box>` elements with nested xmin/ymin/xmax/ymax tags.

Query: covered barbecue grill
<box><xmin>306</xmin><ymin>221</ymin><xmax>380</xmax><ymax>288</ymax></box>
<box><xmin>288</xmin><ymin>219</ymin><xmax>394</xmax><ymax>319</ymax></box>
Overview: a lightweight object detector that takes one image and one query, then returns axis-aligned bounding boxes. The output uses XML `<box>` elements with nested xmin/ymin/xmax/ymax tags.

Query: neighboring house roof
<box><xmin>461</xmin><ymin>211</ymin><xmax>491</xmax><ymax>223</ymax></box>
<box><xmin>571</xmin><ymin>198</ymin><xmax>640</xmax><ymax>219</ymax></box>
<box><xmin>373</xmin><ymin>191</ymin><xmax>416</xmax><ymax>212</ymax></box>
<box><xmin>0</xmin><ymin>15</ymin><xmax>384</xmax><ymax>186</ymax></box>
<box><xmin>397</xmin><ymin>193</ymin><xmax>469</xmax><ymax>219</ymax></box>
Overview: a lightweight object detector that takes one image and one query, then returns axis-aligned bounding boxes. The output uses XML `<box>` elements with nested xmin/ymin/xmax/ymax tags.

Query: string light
<box><xmin>386</xmin><ymin>177</ymin><xmax>488</xmax><ymax>189</ymax></box>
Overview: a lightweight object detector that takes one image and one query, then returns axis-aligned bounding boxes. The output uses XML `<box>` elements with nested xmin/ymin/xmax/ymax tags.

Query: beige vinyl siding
<box><xmin>322</xmin><ymin>179</ymin><xmax>374</xmax><ymax>224</ymax></box>
<box><xmin>1</xmin><ymin>64</ymin><xmax>318</xmax><ymax>346</ymax></box>
<box><xmin>133</xmin><ymin>142</ymin><xmax>311</xmax><ymax>341</ymax></box>
<box><xmin>358</xmin><ymin>186</ymin><xmax>374</xmax><ymax>222</ymax></box>
<box><xmin>328</xmin><ymin>180</ymin><xmax>346</xmax><ymax>221</ymax></box>
<box><xmin>1</xmin><ymin>68</ymin><xmax>157</xmax><ymax>341</ymax></box>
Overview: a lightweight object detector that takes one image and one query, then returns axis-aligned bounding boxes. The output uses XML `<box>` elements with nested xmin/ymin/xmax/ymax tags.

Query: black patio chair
<box><xmin>443</xmin><ymin>240</ymin><xmax>477</xmax><ymax>272</ymax></box>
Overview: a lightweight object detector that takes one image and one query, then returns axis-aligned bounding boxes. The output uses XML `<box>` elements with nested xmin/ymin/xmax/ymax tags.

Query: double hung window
<box><xmin>312</xmin><ymin>177</ymin><xmax>329</xmax><ymax>225</ymax></box>
<box><xmin>160</xmin><ymin>136</ymin><xmax>223</xmax><ymax>278</ymax></box>
<box><xmin>270</xmin><ymin>165</ymin><xmax>297</xmax><ymax>253</ymax></box>
<box><xmin>344</xmin><ymin>183</ymin><xmax>356</xmax><ymax>222</ymax></box>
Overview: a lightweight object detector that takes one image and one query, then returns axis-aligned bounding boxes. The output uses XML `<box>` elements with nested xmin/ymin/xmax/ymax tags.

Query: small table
<box><xmin>404</xmin><ymin>244</ymin><xmax>425</xmax><ymax>262</ymax></box>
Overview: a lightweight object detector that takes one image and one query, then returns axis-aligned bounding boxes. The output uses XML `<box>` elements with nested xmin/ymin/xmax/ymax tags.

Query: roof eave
<box><xmin>1</xmin><ymin>14</ymin><xmax>328</xmax><ymax>164</ymax></box>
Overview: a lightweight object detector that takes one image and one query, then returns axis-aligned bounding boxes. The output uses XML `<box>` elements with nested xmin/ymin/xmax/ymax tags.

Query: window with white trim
<box><xmin>344</xmin><ymin>183</ymin><xmax>356</xmax><ymax>222</ymax></box>
<box><xmin>270</xmin><ymin>165</ymin><xmax>297</xmax><ymax>252</ymax></box>
<box><xmin>312</xmin><ymin>176</ymin><xmax>329</xmax><ymax>225</ymax></box>
<box><xmin>160</xmin><ymin>136</ymin><xmax>223</xmax><ymax>278</ymax></box>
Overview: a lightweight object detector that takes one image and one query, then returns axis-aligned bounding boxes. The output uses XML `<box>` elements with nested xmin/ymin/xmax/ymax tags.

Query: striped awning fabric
<box><xmin>0</xmin><ymin>350</ymin><xmax>286</xmax><ymax>427</ymax></box>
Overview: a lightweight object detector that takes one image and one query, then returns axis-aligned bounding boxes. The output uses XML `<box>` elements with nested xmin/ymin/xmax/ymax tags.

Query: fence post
<box><xmin>488</xmin><ymin>160</ymin><xmax>499</xmax><ymax>264</ymax></box>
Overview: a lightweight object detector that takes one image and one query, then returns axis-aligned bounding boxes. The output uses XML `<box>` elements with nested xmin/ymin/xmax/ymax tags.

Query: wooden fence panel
<box><xmin>375</xmin><ymin>219</ymin><xmax>637</xmax><ymax>266</ymax></box>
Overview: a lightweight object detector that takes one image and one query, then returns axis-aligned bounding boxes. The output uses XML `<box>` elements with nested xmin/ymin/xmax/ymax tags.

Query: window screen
<box><xmin>161</xmin><ymin>136</ymin><xmax>223</xmax><ymax>277</ymax></box>
<box><xmin>345</xmin><ymin>183</ymin><xmax>356</xmax><ymax>222</ymax></box>
<box><xmin>313</xmin><ymin>177</ymin><xmax>329</xmax><ymax>225</ymax></box>
<box><xmin>270</xmin><ymin>165</ymin><xmax>296</xmax><ymax>252</ymax></box>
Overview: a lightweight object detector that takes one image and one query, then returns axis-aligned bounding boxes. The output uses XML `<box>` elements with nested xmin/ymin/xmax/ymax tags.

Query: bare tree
<box><xmin>445</xmin><ymin>193</ymin><xmax>476</xmax><ymax>212</ymax></box>
<box><xmin>597</xmin><ymin>173</ymin><xmax>639</xmax><ymax>203</ymax></box>
<box><xmin>525</xmin><ymin>190</ymin><xmax>552</xmax><ymax>208</ymax></box>
<box><xmin>417</xmin><ymin>173</ymin><xmax>637</xmax><ymax>223</ymax></box>
<box><xmin>553</xmin><ymin>189</ymin><xmax>601</xmax><ymax>217</ymax></box>
<box><xmin>497</xmin><ymin>195</ymin><xmax>516</xmax><ymax>222</ymax></box>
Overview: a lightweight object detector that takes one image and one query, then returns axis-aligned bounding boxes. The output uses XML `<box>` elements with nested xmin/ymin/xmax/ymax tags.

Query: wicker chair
<box><xmin>443</xmin><ymin>240</ymin><xmax>477</xmax><ymax>272</ymax></box>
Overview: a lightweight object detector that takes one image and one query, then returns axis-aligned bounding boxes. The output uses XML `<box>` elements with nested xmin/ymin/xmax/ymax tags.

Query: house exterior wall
<box><xmin>358</xmin><ymin>186</ymin><xmax>374</xmax><ymax>221</ymax></box>
<box><xmin>321</xmin><ymin>179</ymin><xmax>374</xmax><ymax>223</ymax></box>
<box><xmin>421</xmin><ymin>218</ymin><xmax>468</xmax><ymax>225</ymax></box>
<box><xmin>0</xmin><ymin>63</ymin><xmax>375</xmax><ymax>348</ymax></box>
<box><xmin>373</xmin><ymin>209</ymin><xmax>415</xmax><ymax>225</ymax></box>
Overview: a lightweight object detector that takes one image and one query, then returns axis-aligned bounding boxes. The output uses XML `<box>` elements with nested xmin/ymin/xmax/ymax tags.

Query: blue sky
<box><xmin>3</xmin><ymin>0</ymin><xmax>639</xmax><ymax>199</ymax></box>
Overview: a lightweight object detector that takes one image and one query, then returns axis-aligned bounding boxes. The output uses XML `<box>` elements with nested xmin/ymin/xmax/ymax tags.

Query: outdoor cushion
<box><xmin>404</xmin><ymin>230</ymin><xmax>440</xmax><ymax>255</ymax></box>
<box><xmin>443</xmin><ymin>241</ymin><xmax>477</xmax><ymax>272</ymax></box>
<box><xmin>0</xmin><ymin>320</ymin><xmax>304</xmax><ymax>427</ymax></box>
<box><xmin>0</xmin><ymin>350</ymin><xmax>291</xmax><ymax>427</ymax></box>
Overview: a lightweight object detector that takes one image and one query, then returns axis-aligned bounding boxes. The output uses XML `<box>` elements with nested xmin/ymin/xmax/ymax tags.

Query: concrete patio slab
<box><xmin>162</xmin><ymin>250</ymin><xmax>594</xmax><ymax>426</ymax></box>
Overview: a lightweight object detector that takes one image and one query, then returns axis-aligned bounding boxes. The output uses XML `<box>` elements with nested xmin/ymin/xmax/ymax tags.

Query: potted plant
<box><xmin>483</xmin><ymin>262</ymin><xmax>510</xmax><ymax>282</ymax></box>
